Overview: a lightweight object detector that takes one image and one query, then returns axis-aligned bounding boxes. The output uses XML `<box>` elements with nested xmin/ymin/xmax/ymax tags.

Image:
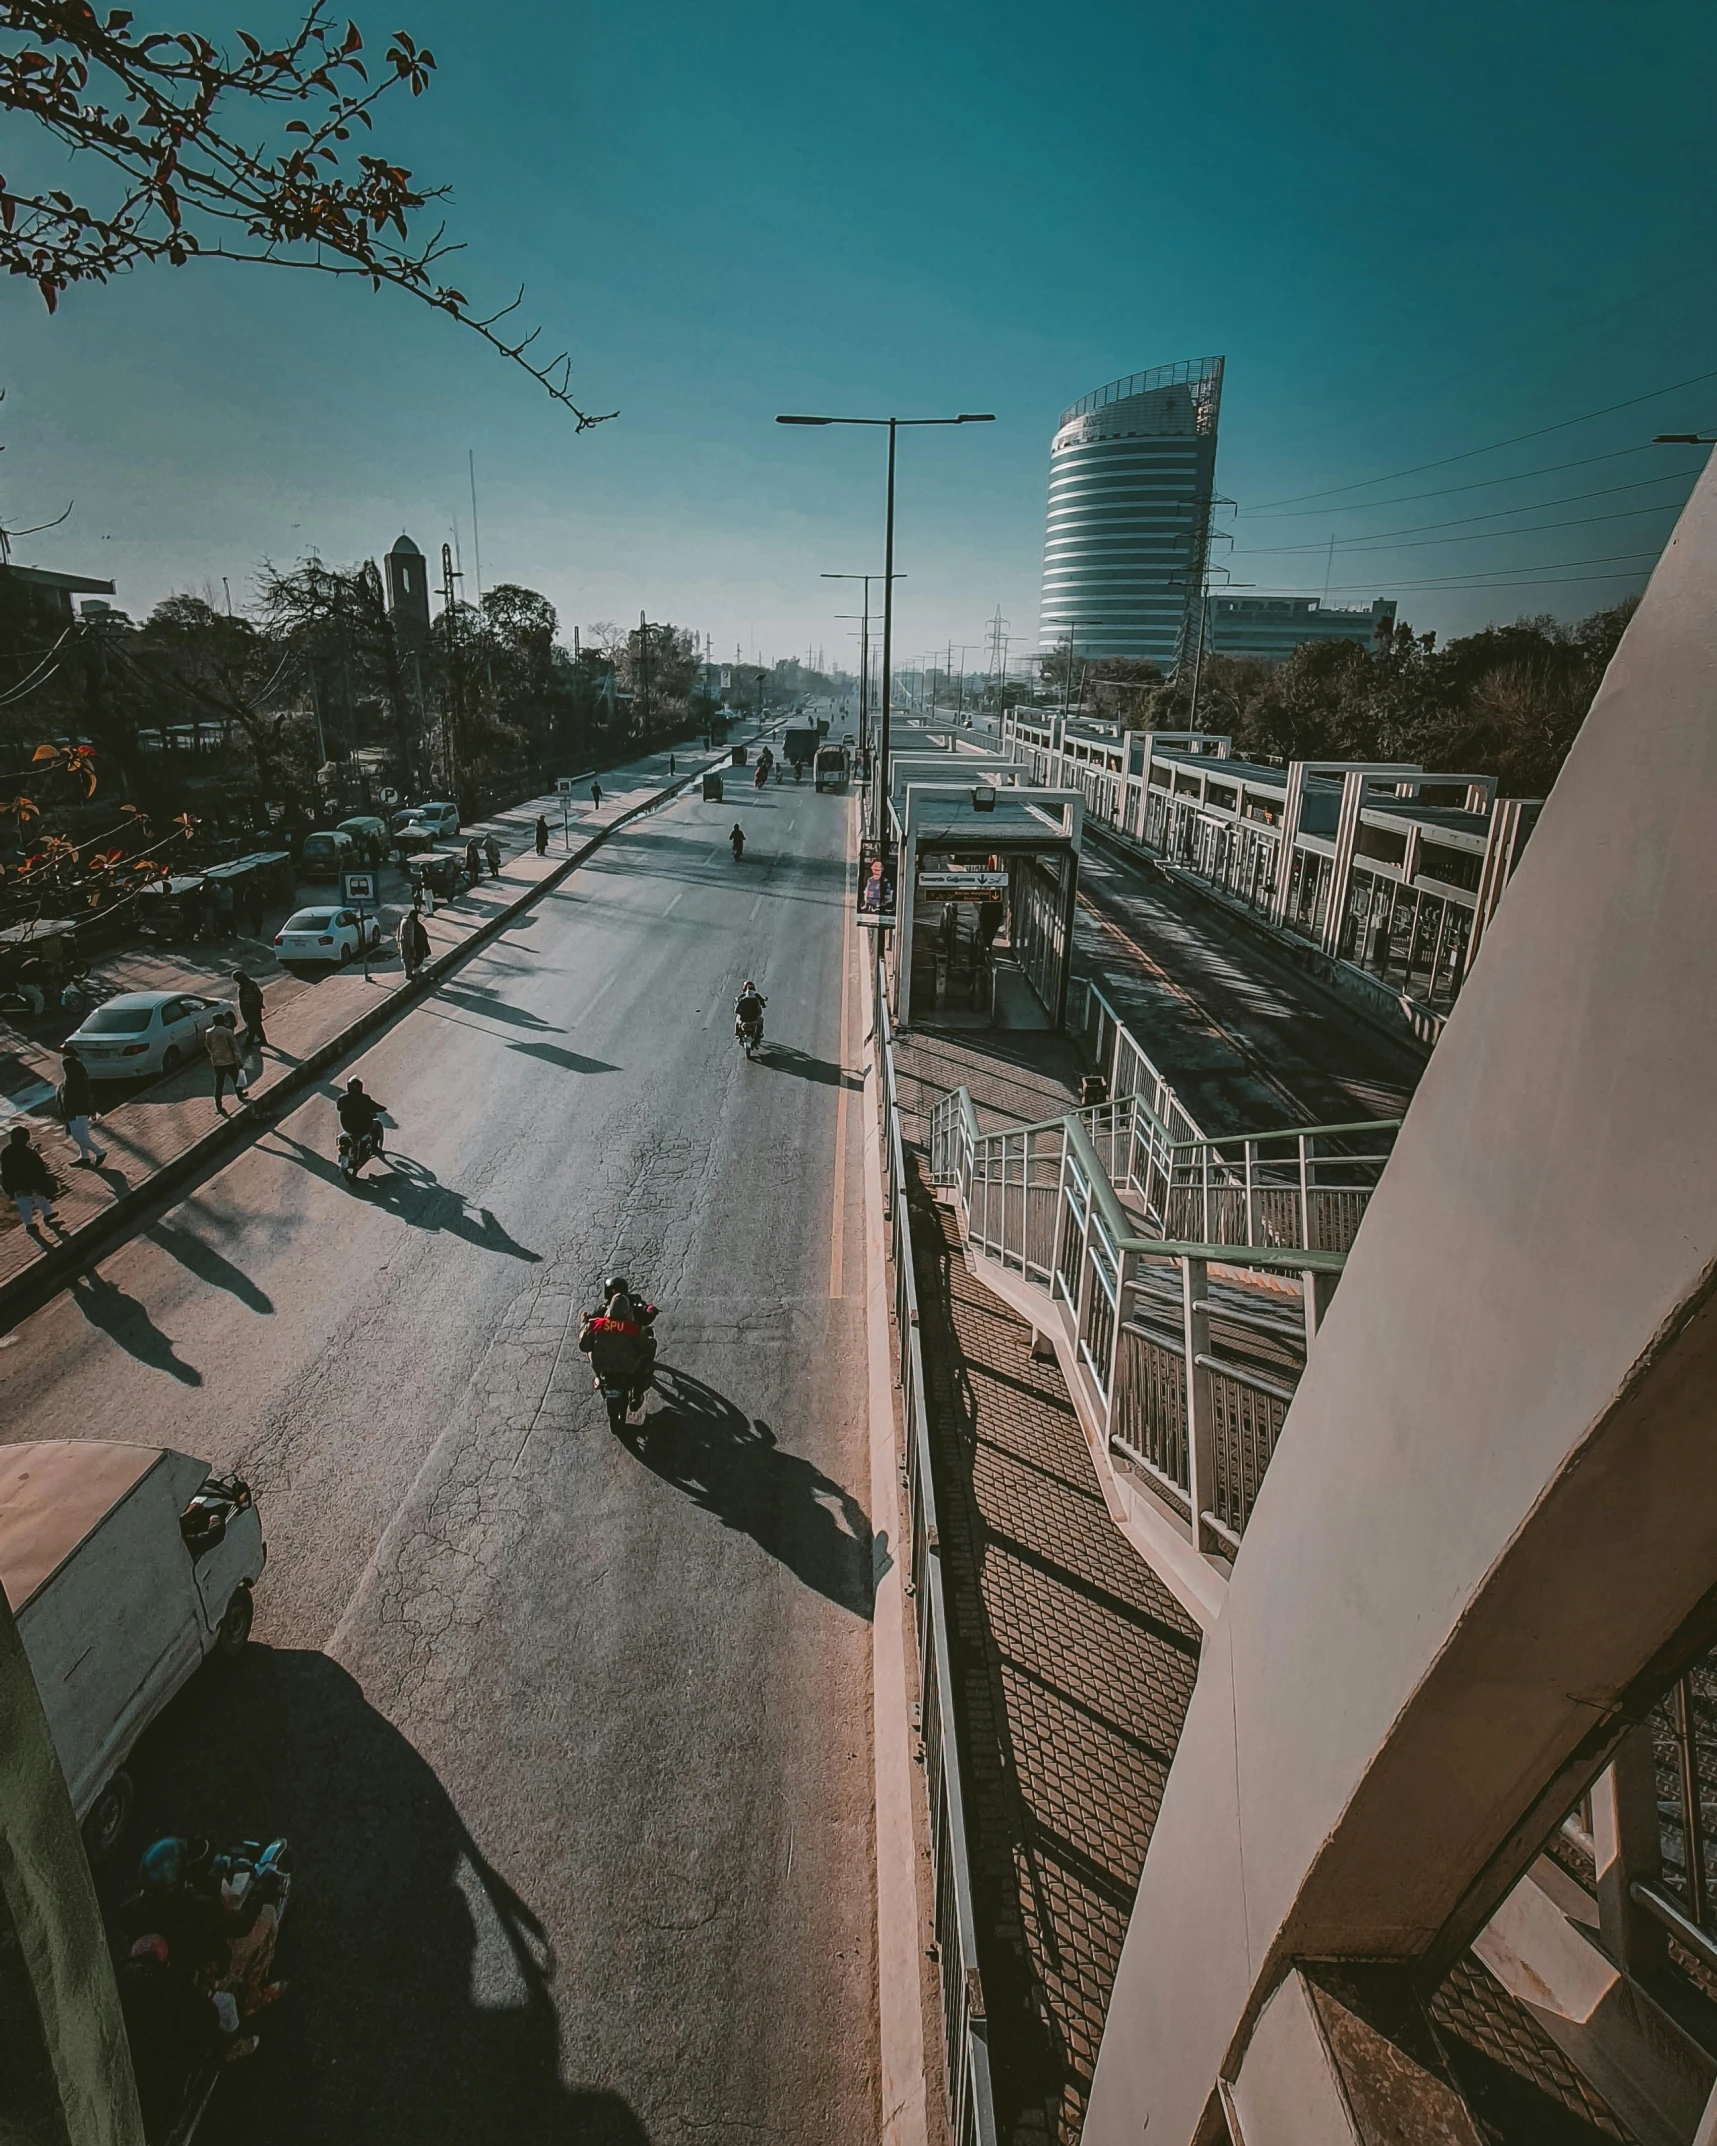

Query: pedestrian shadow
<box><xmin>437</xmin><ymin>983</ymin><xmax>565</xmax><ymax>1034</ymax></box>
<box><xmin>508</xmin><ymin>1041</ymin><xmax>620</xmax><ymax>1075</ymax></box>
<box><xmin>112</xmin><ymin>1648</ymin><xmax>650</xmax><ymax>2146</ymax></box>
<box><xmin>270</xmin><ymin>1135</ymin><xmax>543</xmax><ymax>1264</ymax></box>
<box><xmin>751</xmin><ymin>1044</ymin><xmax>859</xmax><ymax>1091</ymax></box>
<box><xmin>149</xmin><ymin>1220</ymin><xmax>274</xmax><ymax>1314</ymax></box>
<box><xmin>618</xmin><ymin>1367</ymin><xmax>877</xmax><ymax>1618</ymax></box>
<box><xmin>67</xmin><ymin>1267</ymin><xmax>202</xmax><ymax>1385</ymax></box>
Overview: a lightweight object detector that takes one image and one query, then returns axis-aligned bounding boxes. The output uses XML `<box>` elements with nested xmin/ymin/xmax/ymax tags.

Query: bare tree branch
<box><xmin>0</xmin><ymin>2</ymin><xmax>614</xmax><ymax>426</ymax></box>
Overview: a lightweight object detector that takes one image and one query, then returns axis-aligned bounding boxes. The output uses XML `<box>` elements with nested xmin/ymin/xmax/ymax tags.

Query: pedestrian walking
<box><xmin>535</xmin><ymin>816</ymin><xmax>549</xmax><ymax>857</ymax></box>
<box><xmin>484</xmin><ymin>833</ymin><xmax>501</xmax><ymax>880</ymax></box>
<box><xmin>668</xmin><ymin>753</ymin><xmax>675</xmax><ymax>777</ymax></box>
<box><xmin>57</xmin><ymin>1044</ymin><xmax>106</xmax><ymax>1167</ymax></box>
<box><xmin>464</xmin><ymin>838</ymin><xmax>482</xmax><ymax>887</ymax></box>
<box><xmin>590</xmin><ymin>781</ymin><xmax>603</xmax><ymax>812</ymax></box>
<box><xmin>204</xmin><ymin>1013</ymin><xmax>248</xmax><ymax>1114</ymax></box>
<box><xmin>2</xmin><ymin>1124</ymin><xmax>60</xmax><ymax>1232</ymax></box>
<box><xmin>232</xmin><ymin>969</ymin><xmax>266</xmax><ymax>1050</ymax></box>
<box><xmin>398</xmin><ymin>905</ymin><xmax>430</xmax><ymax>981</ymax></box>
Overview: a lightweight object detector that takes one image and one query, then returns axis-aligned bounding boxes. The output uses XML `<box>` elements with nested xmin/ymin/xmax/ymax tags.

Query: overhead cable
<box><xmin>1242</xmin><ymin>368</ymin><xmax>1717</xmax><ymax>512</ymax></box>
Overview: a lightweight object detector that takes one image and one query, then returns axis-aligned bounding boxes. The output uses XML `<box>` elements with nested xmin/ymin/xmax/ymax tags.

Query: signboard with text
<box><xmin>916</xmin><ymin>871</ymin><xmax>1008</xmax><ymax>899</ymax></box>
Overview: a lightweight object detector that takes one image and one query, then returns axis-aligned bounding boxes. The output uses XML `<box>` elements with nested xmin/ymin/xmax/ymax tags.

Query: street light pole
<box><xmin>821</xmin><ymin>571</ymin><xmax>905</xmax><ymax>765</ymax></box>
<box><xmin>778</xmin><ymin>408</ymin><xmax>995</xmax><ymax>839</ymax></box>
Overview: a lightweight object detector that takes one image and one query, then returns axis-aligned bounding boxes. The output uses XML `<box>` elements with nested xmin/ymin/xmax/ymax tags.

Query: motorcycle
<box><xmin>336</xmin><ymin>1112</ymin><xmax>387</xmax><ymax>1183</ymax></box>
<box><xmin>735</xmin><ymin>997</ymin><xmax>766</xmax><ymax>1059</ymax></box>
<box><xmin>753</xmin><ymin>763</ymin><xmax>768</xmax><ymax>791</ymax></box>
<box><xmin>123</xmin><ymin>1835</ymin><xmax>293</xmax><ymax>2146</ymax></box>
<box><xmin>729</xmin><ymin>828</ymin><xmax>745</xmax><ymax>861</ymax></box>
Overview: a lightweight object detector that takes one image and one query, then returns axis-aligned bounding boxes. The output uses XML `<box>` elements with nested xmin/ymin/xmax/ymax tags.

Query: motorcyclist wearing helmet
<box><xmin>337</xmin><ymin>1077</ymin><xmax>386</xmax><ymax>1153</ymax></box>
<box><xmin>578</xmin><ymin>1272</ymin><xmax>658</xmax><ymax>1402</ymax></box>
<box><xmin>734</xmin><ymin>979</ymin><xmax>766</xmax><ymax>1040</ymax></box>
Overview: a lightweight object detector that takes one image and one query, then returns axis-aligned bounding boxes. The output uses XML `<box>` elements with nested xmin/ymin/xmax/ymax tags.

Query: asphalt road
<box><xmin>1</xmin><ymin>773</ymin><xmax>876</xmax><ymax>2144</ymax></box>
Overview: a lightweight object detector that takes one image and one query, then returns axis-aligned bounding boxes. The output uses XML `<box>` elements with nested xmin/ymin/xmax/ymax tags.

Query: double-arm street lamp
<box><xmin>821</xmin><ymin>571</ymin><xmax>904</xmax><ymax>762</ymax></box>
<box><xmin>778</xmin><ymin>411</ymin><xmax>994</xmax><ymax>837</ymax></box>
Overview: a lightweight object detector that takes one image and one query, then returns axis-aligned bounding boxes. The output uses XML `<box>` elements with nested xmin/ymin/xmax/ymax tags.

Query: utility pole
<box><xmin>639</xmin><ymin>609</ymin><xmax>650</xmax><ymax>738</ymax></box>
<box><xmin>440</xmin><ymin>542</ymin><xmax>463</xmax><ymax>797</ymax></box>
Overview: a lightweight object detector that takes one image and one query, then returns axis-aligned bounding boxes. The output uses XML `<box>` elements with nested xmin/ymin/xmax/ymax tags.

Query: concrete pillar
<box><xmin>1320</xmin><ymin>769</ymin><xmax>1367</xmax><ymax>958</ymax></box>
<box><xmin>1270</xmin><ymin>764</ymin><xmax>1308</xmax><ymax>926</ymax></box>
<box><xmin>1084</xmin><ymin>453</ymin><xmax>1717</xmax><ymax>2145</ymax></box>
<box><xmin>0</xmin><ymin>1594</ymin><xmax>144</xmax><ymax>2146</ymax></box>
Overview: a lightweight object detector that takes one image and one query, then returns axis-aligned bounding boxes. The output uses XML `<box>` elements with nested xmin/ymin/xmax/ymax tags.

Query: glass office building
<box><xmin>1206</xmin><ymin>593</ymin><xmax>1397</xmax><ymax>664</ymax></box>
<box><xmin>1038</xmin><ymin>356</ymin><xmax>1224</xmax><ymax>673</ymax></box>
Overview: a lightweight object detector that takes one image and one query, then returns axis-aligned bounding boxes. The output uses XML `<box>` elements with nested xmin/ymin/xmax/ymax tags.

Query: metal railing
<box><xmin>1069</xmin><ymin>978</ymin><xmax>1398</xmax><ymax>1256</ymax></box>
<box><xmin>930</xmin><ymin>1086</ymin><xmax>1347</xmax><ymax>1558</ymax></box>
<box><xmin>873</xmin><ymin>960</ymin><xmax>998</xmax><ymax>2145</ymax></box>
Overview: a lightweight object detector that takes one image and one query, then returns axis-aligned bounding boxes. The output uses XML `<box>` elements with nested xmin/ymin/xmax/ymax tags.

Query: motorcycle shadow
<box><xmin>615</xmin><ymin>1365</ymin><xmax>877</xmax><ymax>1619</ymax></box>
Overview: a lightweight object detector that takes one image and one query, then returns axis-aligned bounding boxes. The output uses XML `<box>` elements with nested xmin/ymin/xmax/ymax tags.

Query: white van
<box><xmin>0</xmin><ymin>1442</ymin><xmax>267</xmax><ymax>1859</ymax></box>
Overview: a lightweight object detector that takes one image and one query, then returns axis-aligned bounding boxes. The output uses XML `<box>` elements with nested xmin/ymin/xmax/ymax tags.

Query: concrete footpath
<box><xmin>0</xmin><ymin>729</ymin><xmax>766</xmax><ymax>1302</ymax></box>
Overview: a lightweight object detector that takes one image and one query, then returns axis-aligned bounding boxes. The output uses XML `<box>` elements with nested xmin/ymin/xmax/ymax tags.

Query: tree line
<box><xmin>0</xmin><ymin>562</ymin><xmax>717</xmax><ymax>931</ymax></box>
<box><xmin>1032</xmin><ymin>601</ymin><xmax>1638</xmax><ymax>800</ymax></box>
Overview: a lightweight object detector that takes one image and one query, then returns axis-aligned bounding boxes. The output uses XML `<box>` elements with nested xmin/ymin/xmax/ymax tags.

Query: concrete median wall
<box><xmin>1084</xmin><ymin>457</ymin><xmax>1717</xmax><ymax>2140</ymax></box>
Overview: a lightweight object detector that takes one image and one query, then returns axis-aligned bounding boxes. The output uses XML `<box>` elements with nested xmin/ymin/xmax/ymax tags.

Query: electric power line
<box><xmin>1240</xmin><ymin>440</ymin><xmax>1711</xmax><ymax>519</ymax></box>
<box><xmin>1305</xmin><ymin>546</ymin><xmax>1664</xmax><ymax>593</ymax></box>
<box><xmin>1243</xmin><ymin>367</ymin><xmax>1717</xmax><ymax>512</ymax></box>
<box><xmin>1233</xmin><ymin>465</ymin><xmax>1702</xmax><ymax>547</ymax></box>
<box><xmin>1234</xmin><ymin>496</ymin><xmax>1691</xmax><ymax>560</ymax></box>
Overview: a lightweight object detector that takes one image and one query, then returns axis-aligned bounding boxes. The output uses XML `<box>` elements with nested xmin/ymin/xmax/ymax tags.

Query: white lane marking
<box><xmin>663</xmin><ymin>890</ymin><xmax>683</xmax><ymax>915</ymax></box>
<box><xmin>748</xmin><ymin>893</ymin><xmax>763</xmax><ymax>921</ymax></box>
<box><xmin>829</xmin><ymin>813</ymin><xmax>856</xmax><ymax>1299</ymax></box>
<box><xmin>575</xmin><ymin>973</ymin><xmax>618</xmax><ymax>1025</ymax></box>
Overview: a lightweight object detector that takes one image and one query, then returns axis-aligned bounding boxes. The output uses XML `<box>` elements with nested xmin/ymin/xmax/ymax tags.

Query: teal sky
<box><xmin>5</xmin><ymin>0</ymin><xmax>1716</xmax><ymax>672</ymax></box>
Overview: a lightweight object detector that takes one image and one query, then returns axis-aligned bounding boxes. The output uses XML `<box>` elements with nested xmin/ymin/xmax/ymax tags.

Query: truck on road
<box><xmin>1</xmin><ymin>1441</ymin><xmax>267</xmax><ymax>1860</ymax></box>
<box><xmin>814</xmin><ymin>744</ymin><xmax>848</xmax><ymax>791</ymax></box>
<box><xmin>782</xmin><ymin>726</ymin><xmax>821</xmax><ymax>772</ymax></box>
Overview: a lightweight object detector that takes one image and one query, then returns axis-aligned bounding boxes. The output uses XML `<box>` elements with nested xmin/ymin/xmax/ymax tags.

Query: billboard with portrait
<box><xmin>855</xmin><ymin>839</ymin><xmax>897</xmax><ymax>928</ymax></box>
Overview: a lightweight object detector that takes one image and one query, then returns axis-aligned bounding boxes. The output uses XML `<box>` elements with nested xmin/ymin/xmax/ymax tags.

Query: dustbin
<box><xmin>731</xmin><ymin>745</ymin><xmax>748</xmax><ymax>766</ymax></box>
<box><xmin>702</xmin><ymin>772</ymin><xmax>724</xmax><ymax>802</ymax></box>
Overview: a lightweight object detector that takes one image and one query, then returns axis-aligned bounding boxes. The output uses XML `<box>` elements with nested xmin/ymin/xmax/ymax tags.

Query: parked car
<box><xmin>412</xmin><ymin>800</ymin><xmax>461</xmax><ymax>838</ymax></box>
<box><xmin>2</xmin><ymin>1441</ymin><xmax>265</xmax><ymax>1859</ymax></box>
<box><xmin>297</xmin><ymin>829</ymin><xmax>359</xmax><ymax>880</ymax></box>
<box><xmin>336</xmin><ymin>815</ymin><xmax>390</xmax><ymax>868</ymax></box>
<box><xmin>274</xmin><ymin>905</ymin><xmax>384</xmax><ymax>967</ymax></box>
<box><xmin>407</xmin><ymin>849</ymin><xmax>471</xmax><ymax>899</ymax></box>
<box><xmin>63</xmin><ymin>990</ymin><xmax>230</xmax><ymax>1077</ymax></box>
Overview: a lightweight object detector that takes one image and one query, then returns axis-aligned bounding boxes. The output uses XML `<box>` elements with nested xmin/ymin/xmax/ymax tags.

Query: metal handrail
<box><xmin>875</xmin><ymin>964</ymin><xmax>998</xmax><ymax>2144</ymax></box>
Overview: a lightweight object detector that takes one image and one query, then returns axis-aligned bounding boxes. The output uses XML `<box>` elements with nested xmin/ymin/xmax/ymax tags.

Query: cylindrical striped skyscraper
<box><xmin>1038</xmin><ymin>356</ymin><xmax>1224</xmax><ymax>673</ymax></box>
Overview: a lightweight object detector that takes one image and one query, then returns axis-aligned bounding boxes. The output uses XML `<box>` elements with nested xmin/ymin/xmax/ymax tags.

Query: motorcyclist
<box><xmin>734</xmin><ymin>979</ymin><xmax>766</xmax><ymax>1042</ymax></box>
<box><xmin>578</xmin><ymin>1274</ymin><xmax>658</xmax><ymax>1403</ymax></box>
<box><xmin>337</xmin><ymin>1077</ymin><xmax>386</xmax><ymax>1157</ymax></box>
<box><xmin>729</xmin><ymin>823</ymin><xmax>745</xmax><ymax>860</ymax></box>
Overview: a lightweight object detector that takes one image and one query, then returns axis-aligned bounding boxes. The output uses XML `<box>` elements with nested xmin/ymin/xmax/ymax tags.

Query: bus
<box><xmin>814</xmin><ymin>744</ymin><xmax>848</xmax><ymax>792</ymax></box>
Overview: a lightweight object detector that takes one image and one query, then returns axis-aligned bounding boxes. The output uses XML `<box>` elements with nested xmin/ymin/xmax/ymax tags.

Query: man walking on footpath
<box><xmin>590</xmin><ymin>780</ymin><xmax>602</xmax><ymax>813</ymax></box>
<box><xmin>3</xmin><ymin>1124</ymin><xmax>60</xmax><ymax>1233</ymax></box>
<box><xmin>535</xmin><ymin>815</ymin><xmax>549</xmax><ymax>857</ymax></box>
<box><xmin>205</xmin><ymin>1013</ymin><xmax>247</xmax><ymax>1114</ymax></box>
<box><xmin>465</xmin><ymin>837</ymin><xmax>482</xmax><ymax>887</ymax></box>
<box><xmin>57</xmin><ymin>1044</ymin><xmax>106</xmax><ymax>1167</ymax></box>
<box><xmin>399</xmin><ymin>904</ymin><xmax>430</xmax><ymax>982</ymax></box>
<box><xmin>484</xmin><ymin>832</ymin><xmax>501</xmax><ymax>880</ymax></box>
<box><xmin>232</xmin><ymin>969</ymin><xmax>267</xmax><ymax>1050</ymax></box>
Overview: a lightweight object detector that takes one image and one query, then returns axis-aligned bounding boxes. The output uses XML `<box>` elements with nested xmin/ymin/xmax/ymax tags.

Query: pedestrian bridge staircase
<box><xmin>926</xmin><ymin>1046</ymin><xmax>1398</xmax><ymax>1569</ymax></box>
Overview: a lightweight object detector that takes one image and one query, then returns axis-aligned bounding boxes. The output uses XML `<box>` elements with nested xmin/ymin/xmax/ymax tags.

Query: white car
<box><xmin>412</xmin><ymin>800</ymin><xmax>460</xmax><ymax>838</ymax></box>
<box><xmin>274</xmin><ymin>906</ymin><xmax>383</xmax><ymax>968</ymax></box>
<box><xmin>64</xmin><ymin>991</ymin><xmax>230</xmax><ymax>1078</ymax></box>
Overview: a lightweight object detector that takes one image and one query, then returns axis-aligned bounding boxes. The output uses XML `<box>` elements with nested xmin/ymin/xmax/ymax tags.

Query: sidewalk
<box><xmin>0</xmin><ymin>728</ymin><xmax>760</xmax><ymax>1290</ymax></box>
<box><xmin>891</xmin><ymin>1024</ymin><xmax>1200</xmax><ymax>2143</ymax></box>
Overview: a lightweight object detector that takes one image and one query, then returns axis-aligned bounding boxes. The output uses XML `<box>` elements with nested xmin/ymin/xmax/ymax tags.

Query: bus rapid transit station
<box><xmin>882</xmin><ymin>753</ymin><xmax>1084</xmax><ymax>1032</ymax></box>
<box><xmin>1000</xmin><ymin>710</ymin><xmax>1541</xmax><ymax>1046</ymax></box>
